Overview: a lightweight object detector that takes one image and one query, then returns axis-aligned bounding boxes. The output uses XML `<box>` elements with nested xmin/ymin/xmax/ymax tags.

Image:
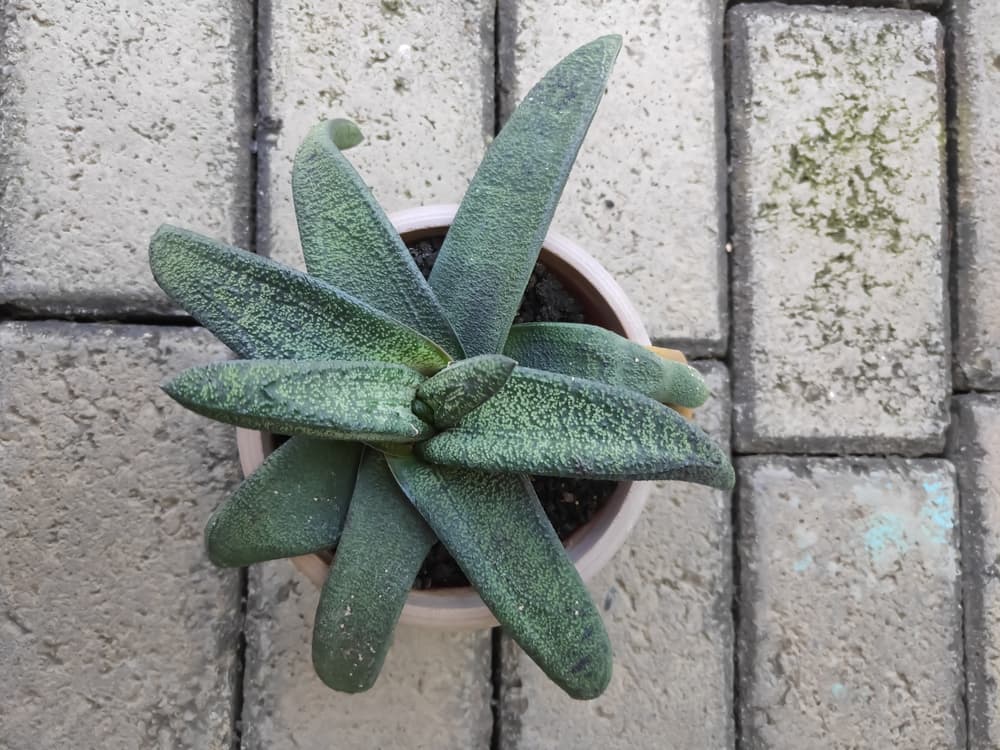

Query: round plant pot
<box><xmin>236</xmin><ymin>204</ymin><xmax>655</xmax><ymax>630</ymax></box>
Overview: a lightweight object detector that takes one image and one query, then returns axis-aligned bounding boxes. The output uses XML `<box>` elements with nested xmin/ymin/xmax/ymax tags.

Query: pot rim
<box><xmin>236</xmin><ymin>203</ymin><xmax>655</xmax><ymax>630</ymax></box>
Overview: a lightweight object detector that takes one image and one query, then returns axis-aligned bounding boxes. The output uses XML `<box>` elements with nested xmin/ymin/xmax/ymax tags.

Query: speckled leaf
<box><xmin>417</xmin><ymin>367</ymin><xmax>735</xmax><ymax>488</ymax></box>
<box><xmin>313</xmin><ymin>451</ymin><xmax>436</xmax><ymax>693</ymax></box>
<box><xmin>162</xmin><ymin>359</ymin><xmax>433</xmax><ymax>443</ymax></box>
<box><xmin>293</xmin><ymin>121</ymin><xmax>463</xmax><ymax>358</ymax></box>
<box><xmin>387</xmin><ymin>455</ymin><xmax>612</xmax><ymax>700</ymax></box>
<box><xmin>326</xmin><ymin>118</ymin><xmax>363</xmax><ymax>150</ymax></box>
<box><xmin>149</xmin><ymin>225</ymin><xmax>450</xmax><ymax>374</ymax></box>
<box><xmin>504</xmin><ymin>323</ymin><xmax>709</xmax><ymax>407</ymax></box>
<box><xmin>206</xmin><ymin>438</ymin><xmax>362</xmax><ymax>567</ymax></box>
<box><xmin>416</xmin><ymin>354</ymin><xmax>516</xmax><ymax>427</ymax></box>
<box><xmin>428</xmin><ymin>36</ymin><xmax>622</xmax><ymax>356</ymax></box>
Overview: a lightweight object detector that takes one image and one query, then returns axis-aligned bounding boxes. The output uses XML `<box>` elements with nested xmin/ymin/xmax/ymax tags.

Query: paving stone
<box><xmin>0</xmin><ymin>322</ymin><xmax>242</xmax><ymax>749</ymax></box>
<box><xmin>729</xmin><ymin>5</ymin><xmax>950</xmax><ymax>454</ymax></box>
<box><xmin>737</xmin><ymin>457</ymin><xmax>964</xmax><ymax>749</ymax></box>
<box><xmin>258</xmin><ymin>0</ymin><xmax>494</xmax><ymax>269</ymax></box>
<box><xmin>0</xmin><ymin>1</ymin><xmax>254</xmax><ymax>316</ymax></box>
<box><xmin>754</xmin><ymin>0</ymin><xmax>940</xmax><ymax>8</ymax></box>
<box><xmin>502</xmin><ymin>1</ymin><xmax>727</xmax><ymax>355</ymax></box>
<box><xmin>949</xmin><ymin>394</ymin><xmax>1000</xmax><ymax>748</ymax></box>
<box><xmin>241</xmin><ymin>560</ymin><xmax>493</xmax><ymax>749</ymax></box>
<box><xmin>953</xmin><ymin>0</ymin><xmax>1000</xmax><ymax>389</ymax></box>
<box><xmin>500</xmin><ymin>362</ymin><xmax>732</xmax><ymax>749</ymax></box>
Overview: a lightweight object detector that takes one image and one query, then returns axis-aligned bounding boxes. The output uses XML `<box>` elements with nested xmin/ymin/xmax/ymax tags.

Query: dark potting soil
<box><xmin>407</xmin><ymin>236</ymin><xmax>616</xmax><ymax>589</ymax></box>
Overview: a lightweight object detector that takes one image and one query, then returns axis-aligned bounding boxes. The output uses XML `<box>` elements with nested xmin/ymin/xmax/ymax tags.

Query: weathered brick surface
<box><xmin>258</xmin><ymin>0</ymin><xmax>493</xmax><ymax>268</ymax></box>
<box><xmin>0</xmin><ymin>322</ymin><xmax>242</xmax><ymax>749</ymax></box>
<box><xmin>756</xmin><ymin>0</ymin><xmax>940</xmax><ymax>8</ymax></box>
<box><xmin>953</xmin><ymin>0</ymin><xmax>1000</xmax><ymax>389</ymax></box>
<box><xmin>737</xmin><ymin>457</ymin><xmax>964</xmax><ymax>749</ymax></box>
<box><xmin>729</xmin><ymin>5</ymin><xmax>950</xmax><ymax>454</ymax></box>
<box><xmin>501</xmin><ymin>1</ymin><xmax>727</xmax><ymax>355</ymax></box>
<box><xmin>500</xmin><ymin>362</ymin><xmax>732</xmax><ymax>749</ymax></box>
<box><xmin>950</xmin><ymin>395</ymin><xmax>1000</xmax><ymax>748</ymax></box>
<box><xmin>242</xmin><ymin>561</ymin><xmax>492</xmax><ymax>749</ymax></box>
<box><xmin>0</xmin><ymin>1</ymin><xmax>254</xmax><ymax>316</ymax></box>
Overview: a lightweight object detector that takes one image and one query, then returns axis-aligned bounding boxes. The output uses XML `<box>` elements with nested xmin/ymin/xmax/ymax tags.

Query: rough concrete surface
<box><xmin>737</xmin><ymin>457</ymin><xmax>964</xmax><ymax>750</ymax></box>
<box><xmin>241</xmin><ymin>560</ymin><xmax>492</xmax><ymax>749</ymax></box>
<box><xmin>729</xmin><ymin>5</ymin><xmax>950</xmax><ymax>454</ymax></box>
<box><xmin>258</xmin><ymin>0</ymin><xmax>493</xmax><ymax>269</ymax></box>
<box><xmin>950</xmin><ymin>395</ymin><xmax>1000</xmax><ymax>748</ymax></box>
<box><xmin>500</xmin><ymin>362</ymin><xmax>732</xmax><ymax>749</ymax></box>
<box><xmin>0</xmin><ymin>322</ymin><xmax>242</xmax><ymax>749</ymax></box>
<box><xmin>503</xmin><ymin>0</ymin><xmax>727</xmax><ymax>355</ymax></box>
<box><xmin>0</xmin><ymin>1</ymin><xmax>254</xmax><ymax>316</ymax></box>
<box><xmin>757</xmin><ymin>0</ymin><xmax>941</xmax><ymax>8</ymax></box>
<box><xmin>953</xmin><ymin>0</ymin><xmax>1000</xmax><ymax>389</ymax></box>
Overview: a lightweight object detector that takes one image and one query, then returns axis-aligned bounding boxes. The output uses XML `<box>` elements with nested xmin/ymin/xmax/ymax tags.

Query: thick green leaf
<box><xmin>313</xmin><ymin>451</ymin><xmax>436</xmax><ymax>692</ymax></box>
<box><xmin>388</xmin><ymin>456</ymin><xmax>612</xmax><ymax>700</ymax></box>
<box><xmin>149</xmin><ymin>225</ymin><xmax>451</xmax><ymax>374</ymax></box>
<box><xmin>428</xmin><ymin>36</ymin><xmax>621</xmax><ymax>356</ymax></box>
<box><xmin>206</xmin><ymin>438</ymin><xmax>362</xmax><ymax>567</ymax></box>
<box><xmin>293</xmin><ymin>121</ymin><xmax>463</xmax><ymax>358</ymax></box>
<box><xmin>504</xmin><ymin>323</ymin><xmax>709</xmax><ymax>408</ymax></box>
<box><xmin>162</xmin><ymin>359</ymin><xmax>433</xmax><ymax>443</ymax></box>
<box><xmin>417</xmin><ymin>367</ymin><xmax>735</xmax><ymax>488</ymax></box>
<box><xmin>416</xmin><ymin>354</ymin><xmax>516</xmax><ymax>427</ymax></box>
<box><xmin>326</xmin><ymin>118</ymin><xmax>364</xmax><ymax>150</ymax></box>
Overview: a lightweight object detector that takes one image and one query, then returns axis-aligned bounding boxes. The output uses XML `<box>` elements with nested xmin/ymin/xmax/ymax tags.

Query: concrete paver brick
<box><xmin>737</xmin><ymin>456</ymin><xmax>964</xmax><ymax>749</ymax></box>
<box><xmin>241</xmin><ymin>561</ymin><xmax>493</xmax><ymax>749</ymax></box>
<box><xmin>950</xmin><ymin>394</ymin><xmax>1000</xmax><ymax>748</ymax></box>
<box><xmin>258</xmin><ymin>0</ymin><xmax>494</xmax><ymax>269</ymax></box>
<box><xmin>755</xmin><ymin>0</ymin><xmax>941</xmax><ymax>9</ymax></box>
<box><xmin>0</xmin><ymin>1</ymin><xmax>254</xmax><ymax>316</ymax></box>
<box><xmin>502</xmin><ymin>0</ymin><xmax>728</xmax><ymax>355</ymax></box>
<box><xmin>729</xmin><ymin>5</ymin><xmax>950</xmax><ymax>454</ymax></box>
<box><xmin>953</xmin><ymin>0</ymin><xmax>1000</xmax><ymax>389</ymax></box>
<box><xmin>0</xmin><ymin>322</ymin><xmax>242</xmax><ymax>749</ymax></box>
<box><xmin>500</xmin><ymin>362</ymin><xmax>733</xmax><ymax>749</ymax></box>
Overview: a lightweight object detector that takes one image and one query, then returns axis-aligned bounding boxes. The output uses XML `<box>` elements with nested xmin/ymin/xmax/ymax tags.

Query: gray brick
<box><xmin>729</xmin><ymin>5</ymin><xmax>950</xmax><ymax>454</ymax></box>
<box><xmin>753</xmin><ymin>1</ymin><xmax>940</xmax><ymax>8</ymax></box>
<box><xmin>258</xmin><ymin>0</ymin><xmax>494</xmax><ymax>268</ymax></box>
<box><xmin>500</xmin><ymin>362</ymin><xmax>732</xmax><ymax>749</ymax></box>
<box><xmin>737</xmin><ymin>457</ymin><xmax>964</xmax><ymax>749</ymax></box>
<box><xmin>242</xmin><ymin>561</ymin><xmax>493</xmax><ymax>749</ymax></box>
<box><xmin>950</xmin><ymin>394</ymin><xmax>1000</xmax><ymax>747</ymax></box>
<box><xmin>0</xmin><ymin>322</ymin><xmax>242</xmax><ymax>749</ymax></box>
<box><xmin>0</xmin><ymin>1</ymin><xmax>254</xmax><ymax>316</ymax></box>
<box><xmin>954</xmin><ymin>0</ymin><xmax>1000</xmax><ymax>389</ymax></box>
<box><xmin>501</xmin><ymin>1</ymin><xmax>727</xmax><ymax>356</ymax></box>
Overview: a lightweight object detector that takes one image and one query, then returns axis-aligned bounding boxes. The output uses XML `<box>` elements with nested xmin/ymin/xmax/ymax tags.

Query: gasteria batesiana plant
<box><xmin>150</xmin><ymin>35</ymin><xmax>734</xmax><ymax>700</ymax></box>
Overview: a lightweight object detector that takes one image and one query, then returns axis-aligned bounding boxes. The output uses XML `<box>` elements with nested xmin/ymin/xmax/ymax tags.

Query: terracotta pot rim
<box><xmin>235</xmin><ymin>203</ymin><xmax>654</xmax><ymax>630</ymax></box>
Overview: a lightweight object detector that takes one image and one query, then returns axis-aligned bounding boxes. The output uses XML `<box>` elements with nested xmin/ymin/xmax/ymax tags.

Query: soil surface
<box><xmin>407</xmin><ymin>236</ymin><xmax>615</xmax><ymax>589</ymax></box>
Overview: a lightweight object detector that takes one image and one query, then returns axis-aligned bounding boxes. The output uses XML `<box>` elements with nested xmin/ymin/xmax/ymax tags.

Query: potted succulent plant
<box><xmin>149</xmin><ymin>35</ymin><xmax>733</xmax><ymax>700</ymax></box>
